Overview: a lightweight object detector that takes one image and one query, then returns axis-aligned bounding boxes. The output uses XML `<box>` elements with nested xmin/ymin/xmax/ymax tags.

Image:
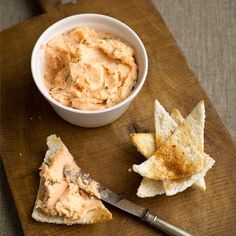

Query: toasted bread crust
<box><xmin>130</xmin><ymin>133</ymin><xmax>156</xmax><ymax>158</ymax></box>
<box><xmin>151</xmin><ymin>143</ymin><xmax>200</xmax><ymax>180</ymax></box>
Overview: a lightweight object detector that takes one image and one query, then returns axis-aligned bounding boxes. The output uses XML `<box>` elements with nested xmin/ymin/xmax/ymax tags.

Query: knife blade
<box><xmin>64</xmin><ymin>166</ymin><xmax>192</xmax><ymax>236</ymax></box>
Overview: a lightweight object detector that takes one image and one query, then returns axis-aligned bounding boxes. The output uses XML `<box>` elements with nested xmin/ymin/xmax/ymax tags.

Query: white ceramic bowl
<box><xmin>31</xmin><ymin>14</ymin><xmax>148</xmax><ymax>127</ymax></box>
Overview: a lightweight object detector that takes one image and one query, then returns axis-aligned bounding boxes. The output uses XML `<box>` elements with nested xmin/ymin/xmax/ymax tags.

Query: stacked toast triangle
<box><xmin>131</xmin><ymin>100</ymin><xmax>215</xmax><ymax>197</ymax></box>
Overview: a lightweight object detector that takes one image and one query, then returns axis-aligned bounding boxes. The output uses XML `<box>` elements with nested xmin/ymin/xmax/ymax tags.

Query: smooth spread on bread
<box><xmin>32</xmin><ymin>135</ymin><xmax>112</xmax><ymax>225</ymax></box>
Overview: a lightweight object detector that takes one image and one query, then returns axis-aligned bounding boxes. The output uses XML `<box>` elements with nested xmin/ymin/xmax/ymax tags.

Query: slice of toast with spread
<box><xmin>32</xmin><ymin>135</ymin><xmax>112</xmax><ymax>225</ymax></box>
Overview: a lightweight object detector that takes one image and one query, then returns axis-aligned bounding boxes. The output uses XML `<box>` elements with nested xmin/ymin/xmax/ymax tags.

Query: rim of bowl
<box><xmin>31</xmin><ymin>13</ymin><xmax>148</xmax><ymax>114</ymax></box>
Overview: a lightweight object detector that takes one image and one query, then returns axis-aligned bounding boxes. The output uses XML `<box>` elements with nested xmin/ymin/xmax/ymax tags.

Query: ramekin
<box><xmin>31</xmin><ymin>14</ymin><xmax>148</xmax><ymax>127</ymax></box>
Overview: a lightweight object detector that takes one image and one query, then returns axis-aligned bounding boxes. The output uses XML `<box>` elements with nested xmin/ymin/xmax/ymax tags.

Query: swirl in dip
<box><xmin>44</xmin><ymin>27</ymin><xmax>138</xmax><ymax>110</ymax></box>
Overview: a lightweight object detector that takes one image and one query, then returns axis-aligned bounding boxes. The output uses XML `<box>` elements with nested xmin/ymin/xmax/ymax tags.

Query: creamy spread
<box><xmin>36</xmin><ymin>145</ymin><xmax>102</xmax><ymax>220</ymax></box>
<box><xmin>77</xmin><ymin>177</ymin><xmax>100</xmax><ymax>198</ymax></box>
<box><xmin>54</xmin><ymin>183</ymin><xmax>101</xmax><ymax>221</ymax></box>
<box><xmin>44</xmin><ymin>27</ymin><xmax>138</xmax><ymax>110</ymax></box>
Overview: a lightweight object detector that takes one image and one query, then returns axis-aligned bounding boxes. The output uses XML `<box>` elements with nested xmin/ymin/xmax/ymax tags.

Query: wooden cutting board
<box><xmin>1</xmin><ymin>0</ymin><xmax>236</xmax><ymax>235</ymax></box>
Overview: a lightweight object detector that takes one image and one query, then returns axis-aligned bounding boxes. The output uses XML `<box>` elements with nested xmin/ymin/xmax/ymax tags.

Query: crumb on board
<box><xmin>128</xmin><ymin>168</ymin><xmax>132</xmax><ymax>172</ymax></box>
<box><xmin>30</xmin><ymin>117</ymin><xmax>33</xmax><ymax>120</ymax></box>
<box><xmin>39</xmin><ymin>116</ymin><xmax>42</xmax><ymax>119</ymax></box>
<box><xmin>19</xmin><ymin>153</ymin><xmax>22</xmax><ymax>157</ymax></box>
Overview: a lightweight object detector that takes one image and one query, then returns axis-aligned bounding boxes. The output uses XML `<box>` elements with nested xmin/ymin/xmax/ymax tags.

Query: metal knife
<box><xmin>64</xmin><ymin>167</ymin><xmax>192</xmax><ymax>236</ymax></box>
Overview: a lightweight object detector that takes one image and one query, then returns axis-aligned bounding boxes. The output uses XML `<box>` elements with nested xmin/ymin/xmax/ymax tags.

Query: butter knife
<box><xmin>64</xmin><ymin>167</ymin><xmax>192</xmax><ymax>236</ymax></box>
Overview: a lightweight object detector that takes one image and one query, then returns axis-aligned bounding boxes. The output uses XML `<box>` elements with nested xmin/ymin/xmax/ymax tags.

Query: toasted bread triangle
<box><xmin>132</xmin><ymin>104</ymin><xmax>206</xmax><ymax>197</ymax></box>
<box><xmin>160</xmin><ymin>104</ymin><xmax>207</xmax><ymax>193</ymax></box>
<box><xmin>132</xmin><ymin>107</ymin><xmax>184</xmax><ymax>197</ymax></box>
<box><xmin>32</xmin><ymin>135</ymin><xmax>112</xmax><ymax>225</ymax></box>
<box><xmin>162</xmin><ymin>102</ymin><xmax>207</xmax><ymax>193</ymax></box>
<box><xmin>171</xmin><ymin>108</ymin><xmax>184</xmax><ymax>124</ymax></box>
<box><xmin>163</xmin><ymin>154</ymin><xmax>215</xmax><ymax>195</ymax></box>
<box><xmin>154</xmin><ymin>100</ymin><xmax>178</xmax><ymax>147</ymax></box>
<box><xmin>130</xmin><ymin>133</ymin><xmax>156</xmax><ymax>159</ymax></box>
<box><xmin>136</xmin><ymin>109</ymin><xmax>183</xmax><ymax>197</ymax></box>
<box><xmin>130</xmin><ymin>108</ymin><xmax>184</xmax><ymax>160</ymax></box>
<box><xmin>133</xmin><ymin>101</ymin><xmax>206</xmax><ymax>181</ymax></box>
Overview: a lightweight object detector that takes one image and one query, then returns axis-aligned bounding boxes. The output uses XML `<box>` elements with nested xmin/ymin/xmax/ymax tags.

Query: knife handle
<box><xmin>142</xmin><ymin>211</ymin><xmax>192</xmax><ymax>236</ymax></box>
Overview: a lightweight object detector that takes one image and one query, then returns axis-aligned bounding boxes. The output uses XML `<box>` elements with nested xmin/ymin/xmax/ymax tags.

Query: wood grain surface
<box><xmin>0</xmin><ymin>0</ymin><xmax>236</xmax><ymax>235</ymax></box>
<box><xmin>153</xmin><ymin>0</ymin><xmax>236</xmax><ymax>141</ymax></box>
